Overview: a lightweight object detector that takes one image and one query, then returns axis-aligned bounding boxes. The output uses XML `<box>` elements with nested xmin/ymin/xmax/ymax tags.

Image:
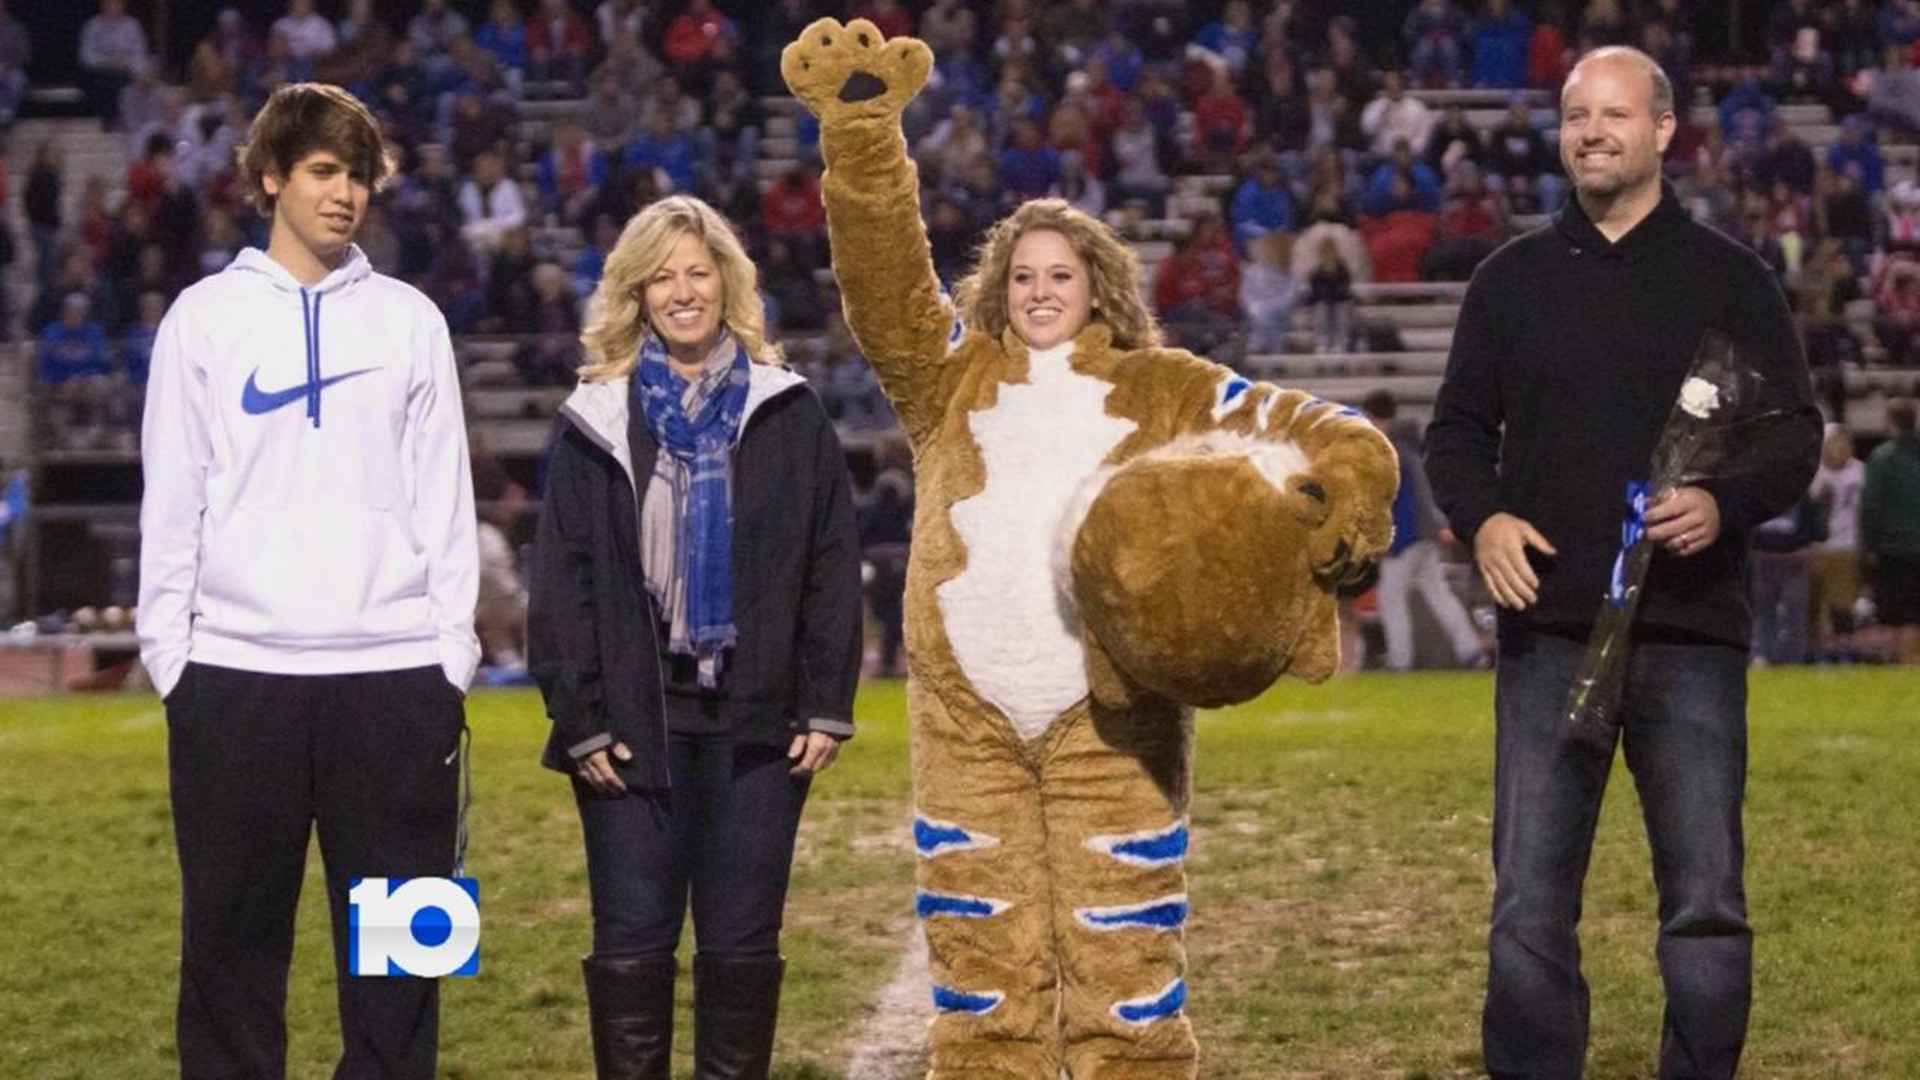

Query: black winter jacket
<box><xmin>1425</xmin><ymin>183</ymin><xmax>1823</xmax><ymax>646</ymax></box>
<box><xmin>527</xmin><ymin>365</ymin><xmax>863</xmax><ymax>787</ymax></box>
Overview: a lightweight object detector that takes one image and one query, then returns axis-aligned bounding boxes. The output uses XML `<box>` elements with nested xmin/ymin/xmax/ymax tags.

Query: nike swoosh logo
<box><xmin>241</xmin><ymin>366</ymin><xmax>380</xmax><ymax>415</ymax></box>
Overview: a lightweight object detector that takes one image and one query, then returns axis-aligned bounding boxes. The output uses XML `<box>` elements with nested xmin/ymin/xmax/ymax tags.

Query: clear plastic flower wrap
<box><xmin>1563</xmin><ymin>330</ymin><xmax>1811</xmax><ymax>748</ymax></box>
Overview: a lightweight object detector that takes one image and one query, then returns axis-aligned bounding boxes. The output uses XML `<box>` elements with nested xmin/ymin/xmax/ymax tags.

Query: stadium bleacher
<box><xmin>3</xmin><ymin>0</ymin><xmax>1919</xmax><ymax>651</ymax></box>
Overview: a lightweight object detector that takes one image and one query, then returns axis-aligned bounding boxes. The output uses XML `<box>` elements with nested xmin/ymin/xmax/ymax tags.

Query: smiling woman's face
<box><xmin>1006</xmin><ymin>229</ymin><xmax>1093</xmax><ymax>351</ymax></box>
<box><xmin>643</xmin><ymin>231</ymin><xmax>725</xmax><ymax>363</ymax></box>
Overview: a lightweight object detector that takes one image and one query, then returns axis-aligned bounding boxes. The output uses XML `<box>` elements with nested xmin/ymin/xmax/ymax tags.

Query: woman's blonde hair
<box><xmin>578</xmin><ymin>195</ymin><xmax>782</xmax><ymax>380</ymax></box>
<box><xmin>953</xmin><ymin>198</ymin><xmax>1161</xmax><ymax>350</ymax></box>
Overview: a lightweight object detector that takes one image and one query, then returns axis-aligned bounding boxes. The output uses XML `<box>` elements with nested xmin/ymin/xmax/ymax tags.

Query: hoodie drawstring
<box><xmin>299</xmin><ymin>288</ymin><xmax>325</xmax><ymax>428</ymax></box>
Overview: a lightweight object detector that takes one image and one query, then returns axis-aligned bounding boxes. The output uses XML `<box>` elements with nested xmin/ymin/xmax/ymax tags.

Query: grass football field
<box><xmin>1</xmin><ymin>668</ymin><xmax>1915</xmax><ymax>1078</ymax></box>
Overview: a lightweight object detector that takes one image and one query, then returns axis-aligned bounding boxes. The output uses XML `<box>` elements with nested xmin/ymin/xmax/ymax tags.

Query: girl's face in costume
<box><xmin>1006</xmin><ymin>229</ymin><xmax>1093</xmax><ymax>351</ymax></box>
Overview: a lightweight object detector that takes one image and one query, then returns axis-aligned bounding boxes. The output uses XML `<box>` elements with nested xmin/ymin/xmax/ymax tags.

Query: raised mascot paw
<box><xmin>780</xmin><ymin>18</ymin><xmax>933</xmax><ymax>124</ymax></box>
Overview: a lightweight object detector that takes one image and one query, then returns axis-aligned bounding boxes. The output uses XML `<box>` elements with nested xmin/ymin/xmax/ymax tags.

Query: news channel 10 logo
<box><xmin>348</xmin><ymin>877</ymin><xmax>481</xmax><ymax>977</ymax></box>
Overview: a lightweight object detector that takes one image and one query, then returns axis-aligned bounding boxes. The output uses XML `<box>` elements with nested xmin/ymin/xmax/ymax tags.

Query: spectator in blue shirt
<box><xmin>1091</xmin><ymin>28</ymin><xmax>1144</xmax><ymax>93</ymax></box>
<box><xmin>622</xmin><ymin>112</ymin><xmax>700</xmax><ymax>193</ymax></box>
<box><xmin>1230</xmin><ymin>154</ymin><xmax>1298</xmax><ymax>255</ymax></box>
<box><xmin>1717</xmin><ymin>79</ymin><xmax>1776</xmax><ymax>143</ymax></box>
<box><xmin>1826</xmin><ymin>117</ymin><xmax>1885</xmax><ymax>194</ymax></box>
<box><xmin>536</xmin><ymin>119</ymin><xmax>607</xmax><ymax>220</ymax></box>
<box><xmin>929</xmin><ymin>43</ymin><xmax>991</xmax><ymax>117</ymax></box>
<box><xmin>474</xmin><ymin>0</ymin><xmax>529</xmax><ymax>76</ymax></box>
<box><xmin>997</xmin><ymin>117</ymin><xmax>1061</xmax><ymax>205</ymax></box>
<box><xmin>1404</xmin><ymin>0</ymin><xmax>1469</xmax><ymax>88</ymax></box>
<box><xmin>1470</xmin><ymin>0</ymin><xmax>1532</xmax><ymax>88</ymax></box>
<box><xmin>572</xmin><ymin>214</ymin><xmax>619</xmax><ymax>300</ymax></box>
<box><xmin>1195</xmin><ymin>1</ymin><xmax>1260</xmax><ymax>75</ymax></box>
<box><xmin>39</xmin><ymin>291</ymin><xmax>121</xmax><ymax>448</ymax></box>
<box><xmin>1364</xmin><ymin>142</ymin><xmax>1443</xmax><ymax>215</ymax></box>
<box><xmin>1883</xmin><ymin>0</ymin><xmax>1920</xmax><ymax>48</ymax></box>
<box><xmin>119</xmin><ymin>290</ymin><xmax>166</xmax><ymax>386</ymax></box>
<box><xmin>39</xmin><ymin>293</ymin><xmax>113</xmax><ymax>386</ymax></box>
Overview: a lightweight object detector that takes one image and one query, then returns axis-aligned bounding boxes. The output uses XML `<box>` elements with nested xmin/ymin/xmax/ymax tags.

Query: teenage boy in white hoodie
<box><xmin>137</xmin><ymin>83</ymin><xmax>479</xmax><ymax>1079</ymax></box>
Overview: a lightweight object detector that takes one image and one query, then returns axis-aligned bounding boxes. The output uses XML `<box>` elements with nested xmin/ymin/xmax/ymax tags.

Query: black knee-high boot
<box><xmin>692</xmin><ymin>955</ymin><xmax>785</xmax><ymax>1079</ymax></box>
<box><xmin>582</xmin><ymin>955</ymin><xmax>677</xmax><ymax>1080</ymax></box>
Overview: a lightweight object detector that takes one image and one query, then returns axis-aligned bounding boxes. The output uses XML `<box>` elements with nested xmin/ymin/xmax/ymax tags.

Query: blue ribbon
<box><xmin>1608</xmin><ymin>480</ymin><xmax>1650</xmax><ymax>606</ymax></box>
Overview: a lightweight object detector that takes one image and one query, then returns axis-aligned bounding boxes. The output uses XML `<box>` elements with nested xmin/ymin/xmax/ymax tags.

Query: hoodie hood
<box><xmin>230</xmin><ymin>244</ymin><xmax>374</xmax><ymax>295</ymax></box>
<box><xmin>229</xmin><ymin>245</ymin><xmax>375</xmax><ymax>428</ymax></box>
<box><xmin>559</xmin><ymin>362</ymin><xmax>809</xmax><ymax>487</ymax></box>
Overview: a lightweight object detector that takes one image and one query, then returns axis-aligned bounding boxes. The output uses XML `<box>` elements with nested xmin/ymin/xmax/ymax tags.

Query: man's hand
<box><xmin>1642</xmin><ymin>485</ymin><xmax>1721</xmax><ymax>557</ymax></box>
<box><xmin>576</xmin><ymin>742</ymin><xmax>632</xmax><ymax>796</ymax></box>
<box><xmin>1474</xmin><ymin>512</ymin><xmax>1559</xmax><ymax>610</ymax></box>
<box><xmin>788</xmin><ymin>731</ymin><xmax>840</xmax><ymax>776</ymax></box>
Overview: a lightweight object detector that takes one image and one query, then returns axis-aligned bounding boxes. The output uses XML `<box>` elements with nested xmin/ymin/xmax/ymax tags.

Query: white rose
<box><xmin>1678</xmin><ymin>376</ymin><xmax>1721</xmax><ymax>419</ymax></box>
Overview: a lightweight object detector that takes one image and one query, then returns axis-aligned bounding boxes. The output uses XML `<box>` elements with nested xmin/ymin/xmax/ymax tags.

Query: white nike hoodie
<box><xmin>138</xmin><ymin>245</ymin><xmax>480</xmax><ymax>697</ymax></box>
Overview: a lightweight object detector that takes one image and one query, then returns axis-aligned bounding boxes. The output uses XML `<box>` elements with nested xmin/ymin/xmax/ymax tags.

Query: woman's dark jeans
<box><xmin>576</xmin><ymin>736</ymin><xmax>812</xmax><ymax>962</ymax></box>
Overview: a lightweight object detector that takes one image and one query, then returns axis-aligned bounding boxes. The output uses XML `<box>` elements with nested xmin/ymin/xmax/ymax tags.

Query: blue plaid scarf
<box><xmin>634</xmin><ymin>333</ymin><xmax>751</xmax><ymax>687</ymax></box>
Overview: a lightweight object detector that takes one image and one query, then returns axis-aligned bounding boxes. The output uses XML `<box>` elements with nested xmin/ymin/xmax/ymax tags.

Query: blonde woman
<box><xmin>527</xmin><ymin>195</ymin><xmax>862</xmax><ymax>1079</ymax></box>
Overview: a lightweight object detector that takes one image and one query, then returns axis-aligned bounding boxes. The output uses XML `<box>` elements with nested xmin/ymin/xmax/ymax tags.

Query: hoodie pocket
<box><xmin>196</xmin><ymin>501</ymin><xmax>430</xmax><ymax>643</ymax></box>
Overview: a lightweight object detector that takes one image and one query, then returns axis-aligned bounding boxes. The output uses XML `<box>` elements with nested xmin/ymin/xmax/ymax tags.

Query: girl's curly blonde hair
<box><xmin>953</xmin><ymin>198</ymin><xmax>1162</xmax><ymax>350</ymax></box>
<box><xmin>578</xmin><ymin>195</ymin><xmax>783</xmax><ymax>381</ymax></box>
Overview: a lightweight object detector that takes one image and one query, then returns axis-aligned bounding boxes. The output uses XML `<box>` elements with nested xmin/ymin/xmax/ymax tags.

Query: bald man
<box><xmin>1426</xmin><ymin>47</ymin><xmax>1822</xmax><ymax>1079</ymax></box>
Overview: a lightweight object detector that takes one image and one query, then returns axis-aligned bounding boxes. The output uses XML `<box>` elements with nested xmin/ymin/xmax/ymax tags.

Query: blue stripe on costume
<box><xmin>1212</xmin><ymin>375</ymin><xmax>1253</xmax><ymax>419</ymax></box>
<box><xmin>932</xmin><ymin>985</ymin><xmax>1004</xmax><ymax>1015</ymax></box>
<box><xmin>1085</xmin><ymin>821</ymin><xmax>1189</xmax><ymax>867</ymax></box>
<box><xmin>1075</xmin><ymin>894</ymin><xmax>1189</xmax><ymax>932</ymax></box>
<box><xmin>1112</xmin><ymin>979</ymin><xmax>1187</xmax><ymax>1025</ymax></box>
<box><xmin>916</xmin><ymin>890</ymin><xmax>1010</xmax><ymax>919</ymax></box>
<box><xmin>913</xmin><ymin>815</ymin><xmax>999</xmax><ymax>858</ymax></box>
<box><xmin>936</xmin><ymin>283</ymin><xmax>965</xmax><ymax>353</ymax></box>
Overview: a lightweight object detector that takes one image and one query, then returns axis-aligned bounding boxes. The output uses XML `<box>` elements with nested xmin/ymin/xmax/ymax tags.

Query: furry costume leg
<box><xmin>911</xmin><ymin>681</ymin><xmax>1063</xmax><ymax>1077</ymax></box>
<box><xmin>1044</xmin><ymin>698</ymin><xmax>1197</xmax><ymax>1078</ymax></box>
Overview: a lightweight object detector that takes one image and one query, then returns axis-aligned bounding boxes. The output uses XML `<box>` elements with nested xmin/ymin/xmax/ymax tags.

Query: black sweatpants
<box><xmin>165</xmin><ymin>662</ymin><xmax>466</xmax><ymax>1080</ymax></box>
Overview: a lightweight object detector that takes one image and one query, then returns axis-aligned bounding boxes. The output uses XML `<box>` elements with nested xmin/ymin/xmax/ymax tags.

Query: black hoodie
<box><xmin>1425</xmin><ymin>182</ymin><xmax>1823</xmax><ymax>646</ymax></box>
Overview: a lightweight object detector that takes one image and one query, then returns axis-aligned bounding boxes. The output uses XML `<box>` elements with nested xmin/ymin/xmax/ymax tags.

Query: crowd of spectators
<box><xmin>11</xmin><ymin>3</ymin><xmax>1920</xmax><ymax>390</ymax></box>
<box><xmin>12</xmin><ymin>0</ymin><xmax>1920</xmax><ymax>666</ymax></box>
<box><xmin>14</xmin><ymin>0</ymin><xmax>1920</xmax><ymax>427</ymax></box>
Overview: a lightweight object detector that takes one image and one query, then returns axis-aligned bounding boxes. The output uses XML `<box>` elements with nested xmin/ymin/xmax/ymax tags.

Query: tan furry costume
<box><xmin>783</xmin><ymin>21</ymin><xmax>1399</xmax><ymax>1078</ymax></box>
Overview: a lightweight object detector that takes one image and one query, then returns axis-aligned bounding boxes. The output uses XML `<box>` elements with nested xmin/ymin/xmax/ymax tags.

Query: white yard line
<box><xmin>843</xmin><ymin>921</ymin><xmax>933</xmax><ymax>1080</ymax></box>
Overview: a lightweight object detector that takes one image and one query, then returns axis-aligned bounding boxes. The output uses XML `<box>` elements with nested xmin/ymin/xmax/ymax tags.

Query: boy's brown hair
<box><xmin>235</xmin><ymin>83</ymin><xmax>396</xmax><ymax>212</ymax></box>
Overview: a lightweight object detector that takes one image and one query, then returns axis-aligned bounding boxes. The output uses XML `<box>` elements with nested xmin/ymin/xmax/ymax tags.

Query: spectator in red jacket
<box><xmin>761</xmin><ymin>163</ymin><xmax>826</xmax><ymax>268</ymax></box>
<box><xmin>124</xmin><ymin>132</ymin><xmax>175</xmax><ymax>218</ymax></box>
<box><xmin>1154</xmin><ymin>214</ymin><xmax>1242</xmax><ymax>319</ymax></box>
<box><xmin>852</xmin><ymin>0</ymin><xmax>914</xmax><ymax>41</ymax></box>
<box><xmin>1191</xmin><ymin>65</ymin><xmax>1251</xmax><ymax>172</ymax></box>
<box><xmin>1426</xmin><ymin>165</ymin><xmax>1506</xmax><ymax>280</ymax></box>
<box><xmin>529</xmin><ymin>0</ymin><xmax>592</xmax><ymax>93</ymax></box>
<box><xmin>1360</xmin><ymin>172</ymin><xmax>1438</xmax><ymax>283</ymax></box>
<box><xmin>663</xmin><ymin>0</ymin><xmax>736</xmax><ymax>67</ymax></box>
<box><xmin>1153</xmin><ymin>214</ymin><xmax>1243</xmax><ymax>356</ymax></box>
<box><xmin>1529</xmin><ymin>1</ymin><xmax>1572</xmax><ymax>90</ymax></box>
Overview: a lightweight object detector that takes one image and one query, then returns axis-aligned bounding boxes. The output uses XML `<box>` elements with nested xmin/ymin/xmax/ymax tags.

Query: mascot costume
<box><xmin>783</xmin><ymin>21</ymin><xmax>1400</xmax><ymax>1078</ymax></box>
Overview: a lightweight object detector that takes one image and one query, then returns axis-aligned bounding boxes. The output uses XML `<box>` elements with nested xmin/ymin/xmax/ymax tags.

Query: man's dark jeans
<box><xmin>1485</xmin><ymin>632</ymin><xmax>1751</xmax><ymax>1080</ymax></box>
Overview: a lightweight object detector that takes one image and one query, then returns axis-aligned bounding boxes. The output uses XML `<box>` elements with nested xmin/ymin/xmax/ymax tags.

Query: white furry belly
<box><xmin>938</xmin><ymin>345</ymin><xmax>1136</xmax><ymax>741</ymax></box>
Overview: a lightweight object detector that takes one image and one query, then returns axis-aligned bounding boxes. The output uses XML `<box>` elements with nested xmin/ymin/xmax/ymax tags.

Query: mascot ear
<box><xmin>1282</xmin><ymin>589</ymin><xmax>1342</xmax><ymax>685</ymax></box>
<box><xmin>1082</xmin><ymin>625</ymin><xmax>1139</xmax><ymax>711</ymax></box>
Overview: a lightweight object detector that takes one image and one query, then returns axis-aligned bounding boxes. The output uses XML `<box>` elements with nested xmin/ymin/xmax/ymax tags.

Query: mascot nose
<box><xmin>839</xmin><ymin>71</ymin><xmax>888</xmax><ymax>102</ymax></box>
